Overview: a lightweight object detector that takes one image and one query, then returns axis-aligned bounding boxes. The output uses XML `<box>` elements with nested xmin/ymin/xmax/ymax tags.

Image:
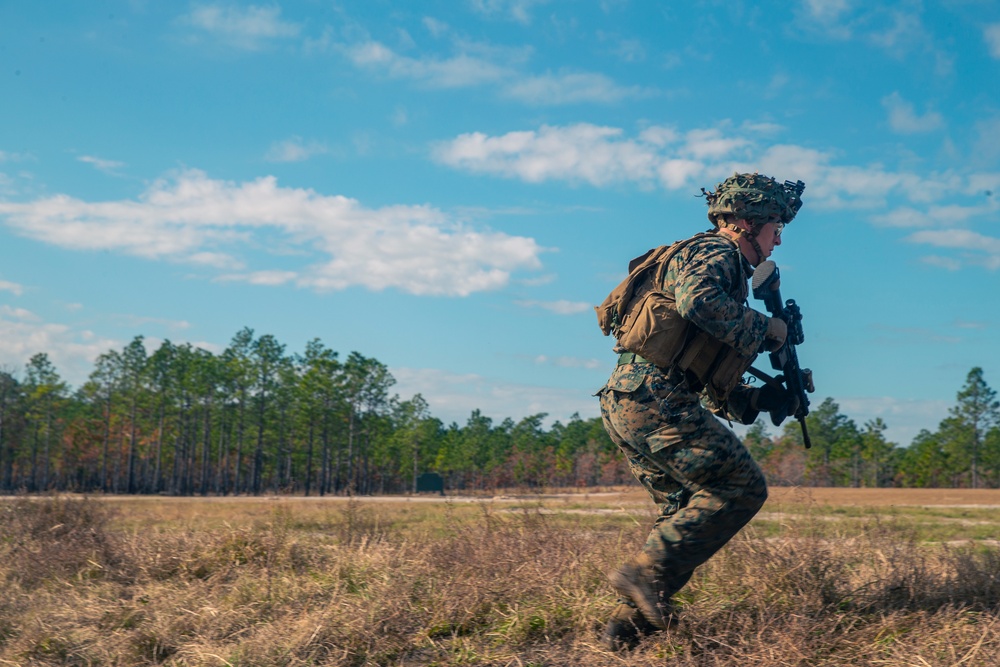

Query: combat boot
<box><xmin>608</xmin><ymin>554</ymin><xmax>672</xmax><ymax>630</ymax></box>
<box><xmin>601</xmin><ymin>600</ymin><xmax>656</xmax><ymax>651</ymax></box>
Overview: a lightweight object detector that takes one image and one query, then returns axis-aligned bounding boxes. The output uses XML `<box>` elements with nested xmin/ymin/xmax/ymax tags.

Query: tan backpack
<box><xmin>595</xmin><ymin>232</ymin><xmax>757</xmax><ymax>402</ymax></box>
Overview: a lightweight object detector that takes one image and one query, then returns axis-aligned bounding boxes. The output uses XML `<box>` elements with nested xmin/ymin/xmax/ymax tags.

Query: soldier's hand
<box><xmin>764</xmin><ymin>317</ymin><xmax>787</xmax><ymax>351</ymax></box>
<box><xmin>750</xmin><ymin>383</ymin><xmax>789</xmax><ymax>412</ymax></box>
<box><xmin>751</xmin><ymin>383</ymin><xmax>799</xmax><ymax>425</ymax></box>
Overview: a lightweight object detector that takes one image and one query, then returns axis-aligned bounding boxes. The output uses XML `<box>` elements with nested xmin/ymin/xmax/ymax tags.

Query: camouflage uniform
<box><xmin>598</xmin><ymin>233</ymin><xmax>768</xmax><ymax>607</ymax></box>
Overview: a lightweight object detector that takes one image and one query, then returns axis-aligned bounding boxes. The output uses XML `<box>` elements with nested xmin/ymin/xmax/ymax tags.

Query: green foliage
<box><xmin>0</xmin><ymin>329</ymin><xmax>626</xmax><ymax>495</ymax></box>
<box><xmin>750</xmin><ymin>368</ymin><xmax>1000</xmax><ymax>489</ymax></box>
<box><xmin>0</xmin><ymin>332</ymin><xmax>997</xmax><ymax>492</ymax></box>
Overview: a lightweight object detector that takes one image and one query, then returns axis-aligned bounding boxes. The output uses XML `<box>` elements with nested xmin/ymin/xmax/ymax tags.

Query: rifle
<box><xmin>750</xmin><ymin>260</ymin><xmax>815</xmax><ymax>448</ymax></box>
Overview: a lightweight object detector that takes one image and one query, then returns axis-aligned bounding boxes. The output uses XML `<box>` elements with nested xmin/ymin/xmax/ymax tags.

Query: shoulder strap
<box><xmin>650</xmin><ymin>231</ymin><xmax>717</xmax><ymax>290</ymax></box>
<box><xmin>611</xmin><ymin>232</ymin><xmax>717</xmax><ymax>328</ymax></box>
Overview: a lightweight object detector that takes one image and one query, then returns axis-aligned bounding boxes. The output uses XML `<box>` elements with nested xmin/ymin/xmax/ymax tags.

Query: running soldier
<box><xmin>596</xmin><ymin>173</ymin><xmax>805</xmax><ymax>650</ymax></box>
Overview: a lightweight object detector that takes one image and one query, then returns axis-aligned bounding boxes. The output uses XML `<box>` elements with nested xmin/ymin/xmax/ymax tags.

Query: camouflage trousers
<box><xmin>598</xmin><ymin>362</ymin><xmax>767</xmax><ymax>600</ymax></box>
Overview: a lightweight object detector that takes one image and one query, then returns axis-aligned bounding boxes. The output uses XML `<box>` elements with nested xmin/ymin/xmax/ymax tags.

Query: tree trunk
<box><xmin>153</xmin><ymin>405</ymin><xmax>164</xmax><ymax>494</ymax></box>
<box><xmin>200</xmin><ymin>401</ymin><xmax>211</xmax><ymax>495</ymax></box>
<box><xmin>101</xmin><ymin>392</ymin><xmax>112</xmax><ymax>492</ymax></box>
<box><xmin>253</xmin><ymin>392</ymin><xmax>266</xmax><ymax>495</ymax></box>
<box><xmin>234</xmin><ymin>389</ymin><xmax>246</xmax><ymax>495</ymax></box>
<box><xmin>127</xmin><ymin>394</ymin><xmax>137</xmax><ymax>494</ymax></box>
<box><xmin>41</xmin><ymin>403</ymin><xmax>52</xmax><ymax>491</ymax></box>
<box><xmin>217</xmin><ymin>407</ymin><xmax>229</xmax><ymax>495</ymax></box>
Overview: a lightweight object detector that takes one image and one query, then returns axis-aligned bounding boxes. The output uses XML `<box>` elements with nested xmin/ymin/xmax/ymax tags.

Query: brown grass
<box><xmin>0</xmin><ymin>492</ymin><xmax>997</xmax><ymax>666</ymax></box>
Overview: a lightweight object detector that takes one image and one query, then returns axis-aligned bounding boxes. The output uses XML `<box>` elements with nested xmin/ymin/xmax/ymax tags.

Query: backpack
<box><xmin>595</xmin><ymin>232</ymin><xmax>757</xmax><ymax>402</ymax></box>
<box><xmin>595</xmin><ymin>234</ymin><xmax>711</xmax><ymax>369</ymax></box>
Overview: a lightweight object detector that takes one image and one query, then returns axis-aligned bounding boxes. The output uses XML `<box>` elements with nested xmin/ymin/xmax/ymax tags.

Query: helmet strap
<box><xmin>717</xmin><ymin>220</ymin><xmax>765</xmax><ymax>265</ymax></box>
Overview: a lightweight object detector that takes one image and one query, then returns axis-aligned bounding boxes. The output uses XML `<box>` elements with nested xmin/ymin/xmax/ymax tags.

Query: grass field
<box><xmin>1</xmin><ymin>487</ymin><xmax>999</xmax><ymax>666</ymax></box>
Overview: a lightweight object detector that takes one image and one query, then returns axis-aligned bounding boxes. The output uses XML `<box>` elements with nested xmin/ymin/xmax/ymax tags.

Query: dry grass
<box><xmin>0</xmin><ymin>492</ymin><xmax>998</xmax><ymax>666</ymax></box>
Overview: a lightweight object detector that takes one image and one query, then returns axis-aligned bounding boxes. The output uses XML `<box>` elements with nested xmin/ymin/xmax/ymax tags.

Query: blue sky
<box><xmin>1</xmin><ymin>0</ymin><xmax>999</xmax><ymax>447</ymax></box>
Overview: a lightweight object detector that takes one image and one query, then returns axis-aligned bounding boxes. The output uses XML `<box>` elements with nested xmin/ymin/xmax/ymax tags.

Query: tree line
<box><xmin>0</xmin><ymin>328</ymin><xmax>996</xmax><ymax>494</ymax></box>
<box><xmin>0</xmin><ymin>329</ymin><xmax>630</xmax><ymax>495</ymax></box>
<box><xmin>748</xmin><ymin>367</ymin><xmax>1000</xmax><ymax>488</ymax></box>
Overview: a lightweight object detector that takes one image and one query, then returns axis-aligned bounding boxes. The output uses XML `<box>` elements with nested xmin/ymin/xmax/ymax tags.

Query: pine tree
<box><xmin>941</xmin><ymin>368</ymin><xmax>999</xmax><ymax>488</ymax></box>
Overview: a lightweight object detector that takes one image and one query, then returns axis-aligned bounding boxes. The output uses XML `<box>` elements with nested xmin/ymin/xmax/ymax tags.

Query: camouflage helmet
<box><xmin>702</xmin><ymin>172</ymin><xmax>805</xmax><ymax>227</ymax></box>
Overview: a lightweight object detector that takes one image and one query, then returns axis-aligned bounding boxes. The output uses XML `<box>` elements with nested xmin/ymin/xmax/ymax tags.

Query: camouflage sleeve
<box><xmin>701</xmin><ymin>383</ymin><xmax>758</xmax><ymax>424</ymax></box>
<box><xmin>667</xmin><ymin>240</ymin><xmax>769</xmax><ymax>358</ymax></box>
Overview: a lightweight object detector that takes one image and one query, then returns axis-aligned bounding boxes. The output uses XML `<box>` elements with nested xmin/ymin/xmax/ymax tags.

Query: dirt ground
<box><xmin>766</xmin><ymin>486</ymin><xmax>1000</xmax><ymax>507</ymax></box>
<box><xmin>8</xmin><ymin>486</ymin><xmax>1000</xmax><ymax>508</ymax></box>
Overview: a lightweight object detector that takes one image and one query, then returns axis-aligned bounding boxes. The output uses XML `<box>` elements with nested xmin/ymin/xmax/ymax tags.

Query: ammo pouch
<box><xmin>595</xmin><ymin>232</ymin><xmax>756</xmax><ymax>402</ymax></box>
<box><xmin>675</xmin><ymin>330</ymin><xmax>756</xmax><ymax>403</ymax></box>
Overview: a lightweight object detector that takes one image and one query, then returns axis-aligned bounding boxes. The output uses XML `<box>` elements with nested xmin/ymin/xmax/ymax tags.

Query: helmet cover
<box><xmin>702</xmin><ymin>172</ymin><xmax>805</xmax><ymax>227</ymax></box>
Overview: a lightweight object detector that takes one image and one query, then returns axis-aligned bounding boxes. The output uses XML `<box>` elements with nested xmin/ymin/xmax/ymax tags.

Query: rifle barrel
<box><xmin>798</xmin><ymin>415</ymin><xmax>812</xmax><ymax>449</ymax></box>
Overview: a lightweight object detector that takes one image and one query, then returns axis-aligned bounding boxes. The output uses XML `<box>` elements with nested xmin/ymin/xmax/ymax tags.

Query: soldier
<box><xmin>596</xmin><ymin>173</ymin><xmax>804</xmax><ymax>650</ymax></box>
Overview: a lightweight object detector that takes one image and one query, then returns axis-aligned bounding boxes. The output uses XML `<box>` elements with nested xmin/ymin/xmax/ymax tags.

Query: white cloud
<box><xmin>187</xmin><ymin>251</ymin><xmax>244</xmax><ymax>270</ymax></box>
<box><xmin>908</xmin><ymin>229</ymin><xmax>1000</xmax><ymax>270</ymax></box>
<box><xmin>684</xmin><ymin>128</ymin><xmax>751</xmax><ymax>161</ymax></box>
<box><xmin>973</xmin><ymin>118</ymin><xmax>1000</xmax><ymax>166</ymax></box>
<box><xmin>532</xmin><ymin>354</ymin><xmax>602</xmax><ymax>370</ymax></box>
<box><xmin>638</xmin><ymin>126</ymin><xmax>679</xmax><ymax>147</ymax></box>
<box><xmin>347</xmin><ymin>40</ymin><xmax>510</xmax><ymax>88</ymax></box>
<box><xmin>797</xmin><ymin>0</ymin><xmax>854</xmax><ymax>39</ymax></box>
<box><xmin>754</xmin><ymin>143</ymin><xmax>962</xmax><ymax>208</ymax></box>
<box><xmin>391</xmin><ymin>107</ymin><xmax>409</xmax><ymax>127</ymax></box>
<box><xmin>182</xmin><ymin>4</ymin><xmax>300</xmax><ymax>50</ymax></box>
<box><xmin>920</xmin><ymin>255</ymin><xmax>962</xmax><ymax>271</ymax></box>
<box><xmin>216</xmin><ymin>270</ymin><xmax>297</xmax><ymax>286</ymax></box>
<box><xmin>0</xmin><ymin>311</ymin><xmax>121</xmax><ymax>387</ymax></box>
<box><xmin>0</xmin><ymin>305</ymin><xmax>40</xmax><ymax>322</ymax></box>
<box><xmin>114</xmin><ymin>315</ymin><xmax>192</xmax><ymax>332</ymax></box>
<box><xmin>438</xmin><ymin>124</ymin><xmax>912</xmax><ymax>199</ymax></box>
<box><xmin>953</xmin><ymin>319</ymin><xmax>988</xmax><ymax>330</ymax></box>
<box><xmin>390</xmin><ymin>366</ymin><xmax>599</xmax><ymax>427</ymax></box>
<box><xmin>796</xmin><ymin>3</ymin><xmax>948</xmax><ymax>68</ymax></box>
<box><xmin>423</xmin><ymin>17</ymin><xmax>450</xmax><ymax>38</ymax></box>
<box><xmin>469</xmin><ymin>0</ymin><xmax>546</xmax><ymax>25</ymax></box>
<box><xmin>604</xmin><ymin>36</ymin><xmax>646</xmax><ymax>63</ymax></box>
<box><xmin>265</xmin><ymin>137</ymin><xmax>328</xmax><ymax>163</ymax></box>
<box><xmin>986</xmin><ymin>24</ymin><xmax>1000</xmax><ymax>59</ymax></box>
<box><xmin>803</xmin><ymin>0</ymin><xmax>853</xmax><ymax>24</ymax></box>
<box><xmin>78</xmin><ymin>155</ymin><xmax>126</xmax><ymax>173</ymax></box>
<box><xmin>835</xmin><ymin>396</ymin><xmax>951</xmax><ymax>447</ymax></box>
<box><xmin>341</xmin><ymin>37</ymin><xmax>642</xmax><ymax>106</ymax></box>
<box><xmin>882</xmin><ymin>92</ymin><xmax>943</xmax><ymax>134</ymax></box>
<box><xmin>871</xmin><ymin>207</ymin><xmax>937</xmax><ymax>228</ymax></box>
<box><xmin>0</xmin><ymin>169</ymin><xmax>544</xmax><ymax>297</ymax></box>
<box><xmin>0</xmin><ymin>151</ymin><xmax>33</xmax><ymax>163</ymax></box>
<box><xmin>436</xmin><ymin>121</ymin><xmax>1000</xmax><ymax>271</ymax></box>
<box><xmin>0</xmin><ymin>280</ymin><xmax>24</xmax><ymax>296</ymax></box>
<box><xmin>434</xmin><ymin>124</ymin><xmax>663</xmax><ymax>186</ymax></box>
<box><xmin>503</xmin><ymin>72</ymin><xmax>649</xmax><ymax>105</ymax></box>
<box><xmin>872</xmin><ymin>201</ymin><xmax>994</xmax><ymax>228</ymax></box>
<box><xmin>515</xmin><ymin>299</ymin><xmax>591</xmax><ymax>315</ymax></box>
<box><xmin>965</xmin><ymin>172</ymin><xmax>1000</xmax><ymax>195</ymax></box>
<box><xmin>907</xmin><ymin>229</ymin><xmax>1000</xmax><ymax>254</ymax></box>
<box><xmin>0</xmin><ymin>309</ymin><xmax>225</xmax><ymax>389</ymax></box>
<box><xmin>866</xmin><ymin>8</ymin><xmax>926</xmax><ymax>54</ymax></box>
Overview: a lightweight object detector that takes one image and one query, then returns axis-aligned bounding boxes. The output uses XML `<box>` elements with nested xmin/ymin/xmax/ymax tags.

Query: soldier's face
<box><xmin>755</xmin><ymin>221</ymin><xmax>783</xmax><ymax>260</ymax></box>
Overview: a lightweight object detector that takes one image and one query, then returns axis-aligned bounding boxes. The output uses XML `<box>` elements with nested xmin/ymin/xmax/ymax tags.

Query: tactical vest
<box><xmin>595</xmin><ymin>233</ymin><xmax>758</xmax><ymax>403</ymax></box>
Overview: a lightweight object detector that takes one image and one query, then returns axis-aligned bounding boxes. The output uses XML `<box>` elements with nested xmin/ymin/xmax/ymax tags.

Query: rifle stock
<box><xmin>751</xmin><ymin>261</ymin><xmax>815</xmax><ymax>449</ymax></box>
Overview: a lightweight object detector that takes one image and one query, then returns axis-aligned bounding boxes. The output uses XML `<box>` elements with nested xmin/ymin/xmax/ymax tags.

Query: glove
<box><xmin>764</xmin><ymin>317</ymin><xmax>787</xmax><ymax>352</ymax></box>
<box><xmin>751</xmin><ymin>383</ymin><xmax>790</xmax><ymax>412</ymax></box>
<box><xmin>751</xmin><ymin>383</ymin><xmax>800</xmax><ymax>426</ymax></box>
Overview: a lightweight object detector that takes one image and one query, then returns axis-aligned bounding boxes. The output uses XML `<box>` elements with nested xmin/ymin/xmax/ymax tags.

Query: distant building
<box><xmin>416</xmin><ymin>472</ymin><xmax>444</xmax><ymax>495</ymax></box>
